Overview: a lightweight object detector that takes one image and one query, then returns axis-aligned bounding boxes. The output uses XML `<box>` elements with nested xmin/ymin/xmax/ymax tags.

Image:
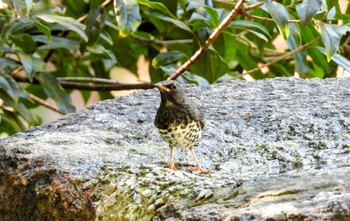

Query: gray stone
<box><xmin>1</xmin><ymin>77</ymin><xmax>350</xmax><ymax>220</ymax></box>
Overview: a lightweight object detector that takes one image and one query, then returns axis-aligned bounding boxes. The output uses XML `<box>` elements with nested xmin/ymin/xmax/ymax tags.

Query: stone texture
<box><xmin>1</xmin><ymin>77</ymin><xmax>350</xmax><ymax>220</ymax></box>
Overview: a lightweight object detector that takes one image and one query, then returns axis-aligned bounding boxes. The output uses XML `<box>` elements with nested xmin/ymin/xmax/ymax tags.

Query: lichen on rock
<box><xmin>1</xmin><ymin>78</ymin><xmax>350</xmax><ymax>220</ymax></box>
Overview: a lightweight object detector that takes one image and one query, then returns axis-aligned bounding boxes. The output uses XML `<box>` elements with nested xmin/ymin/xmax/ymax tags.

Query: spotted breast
<box><xmin>158</xmin><ymin>121</ymin><xmax>202</xmax><ymax>148</ymax></box>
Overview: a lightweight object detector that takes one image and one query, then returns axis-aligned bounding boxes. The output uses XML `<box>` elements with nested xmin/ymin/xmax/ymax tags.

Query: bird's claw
<box><xmin>190</xmin><ymin>165</ymin><xmax>212</xmax><ymax>174</ymax></box>
<box><xmin>169</xmin><ymin>162</ymin><xmax>178</xmax><ymax>170</ymax></box>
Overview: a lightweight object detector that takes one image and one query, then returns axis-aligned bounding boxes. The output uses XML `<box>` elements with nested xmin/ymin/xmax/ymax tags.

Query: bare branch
<box><xmin>27</xmin><ymin>93</ymin><xmax>65</xmax><ymax>115</ymax></box>
<box><xmin>244</xmin><ymin>2</ymin><xmax>264</xmax><ymax>11</ymax></box>
<box><xmin>12</xmin><ymin>74</ymin><xmax>155</xmax><ymax>91</ymax></box>
<box><xmin>60</xmin><ymin>82</ymin><xmax>154</xmax><ymax>91</ymax></box>
<box><xmin>104</xmin><ymin>21</ymin><xmax>193</xmax><ymax>45</ymax></box>
<box><xmin>243</xmin><ymin>12</ymin><xmax>300</xmax><ymax>23</ymax></box>
<box><xmin>131</xmin><ymin>34</ymin><xmax>193</xmax><ymax>45</ymax></box>
<box><xmin>237</xmin><ymin>36</ymin><xmax>321</xmax><ymax>78</ymax></box>
<box><xmin>167</xmin><ymin>0</ymin><xmax>245</xmax><ymax>80</ymax></box>
<box><xmin>77</xmin><ymin>0</ymin><xmax>113</xmax><ymax>23</ymax></box>
<box><xmin>58</xmin><ymin>77</ymin><xmax>118</xmax><ymax>84</ymax></box>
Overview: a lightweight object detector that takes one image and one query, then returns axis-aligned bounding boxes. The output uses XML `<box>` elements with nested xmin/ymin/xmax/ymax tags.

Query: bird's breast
<box><xmin>158</xmin><ymin>121</ymin><xmax>202</xmax><ymax>148</ymax></box>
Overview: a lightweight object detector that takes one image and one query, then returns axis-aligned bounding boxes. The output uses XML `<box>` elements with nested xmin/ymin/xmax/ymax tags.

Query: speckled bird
<box><xmin>154</xmin><ymin>80</ymin><xmax>212</xmax><ymax>174</ymax></box>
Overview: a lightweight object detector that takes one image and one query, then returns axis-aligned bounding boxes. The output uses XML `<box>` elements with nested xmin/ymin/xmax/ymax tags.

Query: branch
<box><xmin>27</xmin><ymin>93</ymin><xmax>64</xmax><ymax>115</ymax></box>
<box><xmin>76</xmin><ymin>0</ymin><xmax>112</xmax><ymax>23</ymax></box>
<box><xmin>58</xmin><ymin>77</ymin><xmax>155</xmax><ymax>90</ymax></box>
<box><xmin>58</xmin><ymin>77</ymin><xmax>118</xmax><ymax>84</ymax></box>
<box><xmin>167</xmin><ymin>0</ymin><xmax>245</xmax><ymax>80</ymax></box>
<box><xmin>237</xmin><ymin>36</ymin><xmax>321</xmax><ymax>78</ymax></box>
<box><xmin>104</xmin><ymin>21</ymin><xmax>193</xmax><ymax>45</ymax></box>
<box><xmin>12</xmin><ymin>74</ymin><xmax>155</xmax><ymax>91</ymax></box>
<box><xmin>243</xmin><ymin>12</ymin><xmax>300</xmax><ymax>23</ymax></box>
<box><xmin>130</xmin><ymin>34</ymin><xmax>193</xmax><ymax>45</ymax></box>
<box><xmin>244</xmin><ymin>2</ymin><xmax>264</xmax><ymax>11</ymax></box>
<box><xmin>59</xmin><ymin>81</ymin><xmax>154</xmax><ymax>91</ymax></box>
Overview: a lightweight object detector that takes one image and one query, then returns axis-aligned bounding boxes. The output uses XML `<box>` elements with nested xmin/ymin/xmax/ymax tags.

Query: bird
<box><xmin>154</xmin><ymin>80</ymin><xmax>212</xmax><ymax>174</ymax></box>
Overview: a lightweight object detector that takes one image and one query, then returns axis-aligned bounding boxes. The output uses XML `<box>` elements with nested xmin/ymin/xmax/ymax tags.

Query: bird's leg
<box><xmin>169</xmin><ymin>145</ymin><xmax>177</xmax><ymax>170</ymax></box>
<box><xmin>188</xmin><ymin>146</ymin><xmax>212</xmax><ymax>174</ymax></box>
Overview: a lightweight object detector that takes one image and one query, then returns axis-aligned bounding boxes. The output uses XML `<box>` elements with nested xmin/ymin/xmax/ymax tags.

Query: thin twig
<box><xmin>244</xmin><ymin>2</ymin><xmax>264</xmax><ymax>11</ymax></box>
<box><xmin>237</xmin><ymin>36</ymin><xmax>321</xmax><ymax>78</ymax></box>
<box><xmin>60</xmin><ymin>82</ymin><xmax>154</xmax><ymax>91</ymax></box>
<box><xmin>27</xmin><ymin>93</ymin><xmax>65</xmax><ymax>115</ymax></box>
<box><xmin>131</xmin><ymin>34</ymin><xmax>193</xmax><ymax>45</ymax></box>
<box><xmin>77</xmin><ymin>0</ymin><xmax>112</xmax><ymax>23</ymax></box>
<box><xmin>58</xmin><ymin>77</ymin><xmax>117</xmax><ymax>84</ymax></box>
<box><xmin>167</xmin><ymin>0</ymin><xmax>245</xmax><ymax>80</ymax></box>
<box><xmin>104</xmin><ymin>21</ymin><xmax>193</xmax><ymax>45</ymax></box>
<box><xmin>244</xmin><ymin>12</ymin><xmax>300</xmax><ymax>23</ymax></box>
<box><xmin>12</xmin><ymin>74</ymin><xmax>155</xmax><ymax>91</ymax></box>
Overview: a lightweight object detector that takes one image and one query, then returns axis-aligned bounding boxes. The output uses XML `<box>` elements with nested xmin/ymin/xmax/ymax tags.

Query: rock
<box><xmin>1</xmin><ymin>78</ymin><xmax>350</xmax><ymax>220</ymax></box>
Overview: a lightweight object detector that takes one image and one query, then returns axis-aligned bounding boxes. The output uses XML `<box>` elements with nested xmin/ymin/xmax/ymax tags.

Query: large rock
<box><xmin>1</xmin><ymin>78</ymin><xmax>350</xmax><ymax>220</ymax></box>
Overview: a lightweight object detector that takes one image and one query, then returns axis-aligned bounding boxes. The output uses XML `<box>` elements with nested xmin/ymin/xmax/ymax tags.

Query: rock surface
<box><xmin>1</xmin><ymin>78</ymin><xmax>350</xmax><ymax>220</ymax></box>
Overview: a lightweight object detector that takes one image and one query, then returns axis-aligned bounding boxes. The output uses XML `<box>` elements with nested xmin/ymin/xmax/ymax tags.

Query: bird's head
<box><xmin>154</xmin><ymin>80</ymin><xmax>187</xmax><ymax>106</ymax></box>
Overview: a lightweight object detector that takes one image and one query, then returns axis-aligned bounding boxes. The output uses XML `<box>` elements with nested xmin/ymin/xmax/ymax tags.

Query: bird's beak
<box><xmin>154</xmin><ymin>83</ymin><xmax>170</xmax><ymax>92</ymax></box>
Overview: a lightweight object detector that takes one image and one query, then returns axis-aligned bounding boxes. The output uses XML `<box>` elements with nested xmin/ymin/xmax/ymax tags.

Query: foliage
<box><xmin>0</xmin><ymin>0</ymin><xmax>350</xmax><ymax>137</ymax></box>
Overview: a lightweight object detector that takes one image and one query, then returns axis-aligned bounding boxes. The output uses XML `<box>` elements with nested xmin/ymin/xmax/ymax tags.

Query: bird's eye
<box><xmin>171</xmin><ymin>85</ymin><xmax>177</xmax><ymax>90</ymax></box>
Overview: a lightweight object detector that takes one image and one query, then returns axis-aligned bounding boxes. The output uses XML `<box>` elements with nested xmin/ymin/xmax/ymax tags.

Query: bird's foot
<box><xmin>190</xmin><ymin>165</ymin><xmax>212</xmax><ymax>174</ymax></box>
<box><xmin>169</xmin><ymin>162</ymin><xmax>178</xmax><ymax>170</ymax></box>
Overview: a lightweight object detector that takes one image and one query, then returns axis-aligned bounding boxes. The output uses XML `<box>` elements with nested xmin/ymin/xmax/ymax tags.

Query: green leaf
<box><xmin>191</xmin><ymin>49</ymin><xmax>229</xmax><ymax>83</ymax></box>
<box><xmin>33</xmin><ymin>21</ymin><xmax>51</xmax><ymax>43</ymax></box>
<box><xmin>0</xmin><ymin>58</ymin><xmax>21</xmax><ymax>69</ymax></box>
<box><xmin>317</xmin><ymin>22</ymin><xmax>350</xmax><ymax>61</ymax></box>
<box><xmin>0</xmin><ymin>88</ymin><xmax>17</xmax><ymax>107</ymax></box>
<box><xmin>324</xmin><ymin>0</ymin><xmax>338</xmax><ymax>11</ymax></box>
<box><xmin>235</xmin><ymin>48</ymin><xmax>264</xmax><ymax>79</ymax></box>
<box><xmin>307</xmin><ymin>63</ymin><xmax>325</xmax><ymax>78</ymax></box>
<box><xmin>296</xmin><ymin>0</ymin><xmax>322</xmax><ymax>25</ymax></box>
<box><xmin>212</xmin><ymin>32</ymin><xmax>238</xmax><ymax>64</ymax></box>
<box><xmin>316</xmin><ymin>47</ymin><xmax>350</xmax><ymax>73</ymax></box>
<box><xmin>189</xmin><ymin>12</ymin><xmax>212</xmax><ymax>31</ymax></box>
<box><xmin>18</xmin><ymin>52</ymin><xmax>34</xmax><ymax>80</ymax></box>
<box><xmin>35</xmin><ymin>72</ymin><xmax>76</xmax><ymax>114</ymax></box>
<box><xmin>9</xmin><ymin>34</ymin><xmax>37</xmax><ymax>54</ymax></box>
<box><xmin>17</xmin><ymin>102</ymin><xmax>35</xmax><ymax>122</ymax></box>
<box><xmin>152</xmin><ymin>51</ymin><xmax>185</xmax><ymax>68</ymax></box>
<box><xmin>33</xmin><ymin>35</ymin><xmax>80</xmax><ymax>50</ymax></box>
<box><xmin>114</xmin><ymin>0</ymin><xmax>141</xmax><ymax>37</ymax></box>
<box><xmin>25</xmin><ymin>0</ymin><xmax>33</xmax><ymax>15</ymax></box>
<box><xmin>137</xmin><ymin>0</ymin><xmax>176</xmax><ymax>18</ymax></box>
<box><xmin>330</xmin><ymin>54</ymin><xmax>350</xmax><ymax>73</ymax></box>
<box><xmin>203</xmin><ymin>6</ymin><xmax>220</xmax><ymax>27</ymax></box>
<box><xmin>0</xmin><ymin>111</ymin><xmax>24</xmax><ymax>135</ymax></box>
<box><xmin>230</xmin><ymin>20</ymin><xmax>271</xmax><ymax>38</ymax></box>
<box><xmin>0</xmin><ymin>76</ymin><xmax>16</xmax><ymax>99</ymax></box>
<box><xmin>158</xmin><ymin>64</ymin><xmax>179</xmax><ymax>75</ymax></box>
<box><xmin>307</xmin><ymin>47</ymin><xmax>328</xmax><ymax>71</ymax></box>
<box><xmin>36</xmin><ymin>14</ymin><xmax>88</xmax><ymax>41</ymax></box>
<box><xmin>100</xmin><ymin>30</ymin><xmax>113</xmax><ymax>45</ymax></box>
<box><xmin>287</xmin><ymin>30</ymin><xmax>308</xmax><ymax>77</ymax></box>
<box><xmin>270</xmin><ymin>63</ymin><xmax>293</xmax><ymax>77</ymax></box>
<box><xmin>153</xmin><ymin>0</ymin><xmax>177</xmax><ymax>15</ymax></box>
<box><xmin>84</xmin><ymin>45</ymin><xmax>117</xmax><ymax>62</ymax></box>
<box><xmin>301</xmin><ymin>25</ymin><xmax>328</xmax><ymax>70</ymax></box>
<box><xmin>85</xmin><ymin>7</ymin><xmax>103</xmax><ymax>46</ymax></box>
<box><xmin>2</xmin><ymin>18</ymin><xmax>33</xmax><ymax>38</ymax></box>
<box><xmin>146</xmin><ymin>11</ymin><xmax>192</xmax><ymax>33</ymax></box>
<box><xmin>327</xmin><ymin>6</ymin><xmax>336</xmax><ymax>20</ymax></box>
<box><xmin>263</xmin><ymin>0</ymin><xmax>290</xmax><ymax>40</ymax></box>
<box><xmin>182</xmin><ymin>73</ymin><xmax>209</xmax><ymax>85</ymax></box>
